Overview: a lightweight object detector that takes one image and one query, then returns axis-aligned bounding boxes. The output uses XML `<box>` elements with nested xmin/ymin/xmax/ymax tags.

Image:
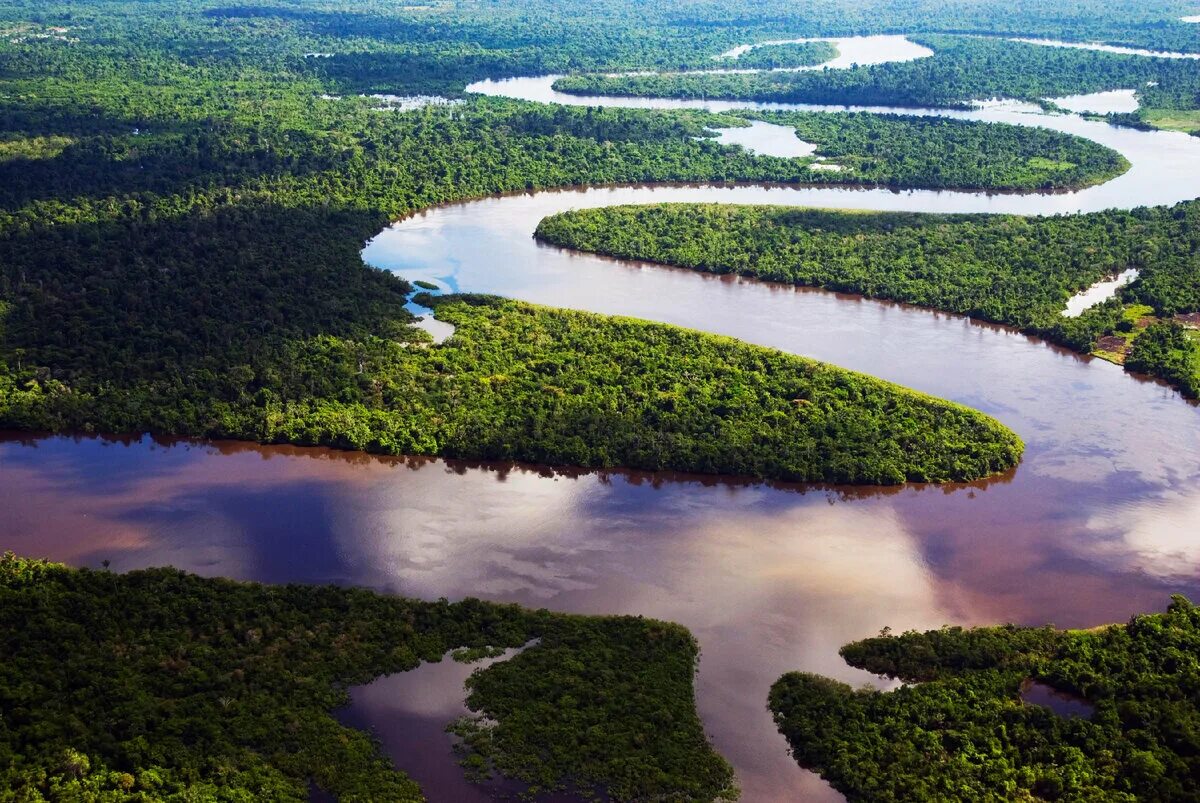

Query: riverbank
<box><xmin>0</xmin><ymin>292</ymin><xmax>1024</xmax><ymax>485</ymax></box>
<box><xmin>534</xmin><ymin>202</ymin><xmax>1200</xmax><ymax>398</ymax></box>
<box><xmin>0</xmin><ymin>554</ymin><xmax>736</xmax><ymax>801</ymax></box>
<box><xmin>770</xmin><ymin>595</ymin><xmax>1200</xmax><ymax>800</ymax></box>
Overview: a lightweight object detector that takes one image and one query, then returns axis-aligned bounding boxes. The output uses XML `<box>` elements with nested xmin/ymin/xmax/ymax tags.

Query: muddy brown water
<box><xmin>6</xmin><ymin>34</ymin><xmax>1200</xmax><ymax>802</ymax></box>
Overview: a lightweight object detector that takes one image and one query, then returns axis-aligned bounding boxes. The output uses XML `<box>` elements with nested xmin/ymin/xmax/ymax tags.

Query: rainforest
<box><xmin>3</xmin><ymin>0</ymin><xmax>1200</xmax><ymax>800</ymax></box>
<box><xmin>535</xmin><ymin>202</ymin><xmax>1200</xmax><ymax>396</ymax></box>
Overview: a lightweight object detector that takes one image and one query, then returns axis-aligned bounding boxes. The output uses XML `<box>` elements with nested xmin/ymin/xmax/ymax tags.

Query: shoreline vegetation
<box><xmin>553</xmin><ymin>34</ymin><xmax>1200</xmax><ymax>128</ymax></box>
<box><xmin>1</xmin><ymin>291</ymin><xmax>1024</xmax><ymax>485</ymax></box>
<box><xmin>770</xmin><ymin>596</ymin><xmax>1200</xmax><ymax>801</ymax></box>
<box><xmin>535</xmin><ymin>203</ymin><xmax>1200</xmax><ymax>397</ymax></box>
<box><xmin>0</xmin><ymin>553</ymin><xmax>738</xmax><ymax>802</ymax></box>
<box><xmin>726</xmin><ymin>110</ymin><xmax>1131</xmax><ymax>191</ymax></box>
<box><xmin>0</xmin><ymin>98</ymin><xmax>1029</xmax><ymax>487</ymax></box>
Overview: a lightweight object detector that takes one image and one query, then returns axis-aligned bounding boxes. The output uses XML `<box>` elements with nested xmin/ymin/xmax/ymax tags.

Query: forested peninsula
<box><xmin>714</xmin><ymin>40</ymin><xmax>836</xmax><ymax>70</ymax></box>
<box><xmin>770</xmin><ymin>596</ymin><xmax>1200</xmax><ymax>801</ymax></box>
<box><xmin>0</xmin><ymin>553</ymin><xmax>737</xmax><ymax>802</ymax></box>
<box><xmin>535</xmin><ymin>203</ymin><xmax>1200</xmax><ymax>397</ymax></box>
<box><xmin>0</xmin><ymin>287</ymin><xmax>1024</xmax><ymax>485</ymax></box>
<box><xmin>727</xmin><ymin>110</ymin><xmax>1130</xmax><ymax>190</ymax></box>
<box><xmin>0</xmin><ymin>71</ymin><xmax>1037</xmax><ymax>484</ymax></box>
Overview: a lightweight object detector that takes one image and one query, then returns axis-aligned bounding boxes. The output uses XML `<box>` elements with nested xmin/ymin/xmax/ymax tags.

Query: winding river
<box><xmin>5</xmin><ymin>34</ymin><xmax>1200</xmax><ymax>802</ymax></box>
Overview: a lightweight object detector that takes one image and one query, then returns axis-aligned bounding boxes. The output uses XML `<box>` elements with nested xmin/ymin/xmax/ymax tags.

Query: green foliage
<box><xmin>556</xmin><ymin>34</ymin><xmax>1200</xmax><ymax>112</ymax></box>
<box><xmin>1126</xmin><ymin>321</ymin><xmax>1200</xmax><ymax>397</ymax></box>
<box><xmin>770</xmin><ymin>596</ymin><xmax>1200</xmax><ymax>802</ymax></box>
<box><xmin>0</xmin><ymin>135</ymin><xmax>73</xmax><ymax>163</ymax></box>
<box><xmin>535</xmin><ymin>202</ymin><xmax>1200</xmax><ymax>395</ymax></box>
<box><xmin>738</xmin><ymin>109</ymin><xmax>1129</xmax><ymax>190</ymax></box>
<box><xmin>3</xmin><ymin>0</ymin><xmax>1196</xmax><ymax>99</ymax></box>
<box><xmin>0</xmin><ymin>553</ymin><xmax>735</xmax><ymax>801</ymax></box>
<box><xmin>0</xmin><ymin>292</ymin><xmax>1023</xmax><ymax>484</ymax></box>
<box><xmin>452</xmin><ymin>618</ymin><xmax>739</xmax><ymax>800</ymax></box>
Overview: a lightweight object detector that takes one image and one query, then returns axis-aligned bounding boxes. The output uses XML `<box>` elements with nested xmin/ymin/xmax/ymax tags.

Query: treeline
<box><xmin>534</xmin><ymin>202</ymin><xmax>1200</xmax><ymax>396</ymax></box>
<box><xmin>1127</xmin><ymin>321</ymin><xmax>1200</xmax><ymax>398</ymax></box>
<box><xmin>0</xmin><ymin>97</ymin><xmax>815</xmax><ymax>220</ymax></box>
<box><xmin>0</xmin><ymin>287</ymin><xmax>1024</xmax><ymax>485</ymax></box>
<box><xmin>737</xmin><ymin>109</ymin><xmax>1129</xmax><ymax>190</ymax></box>
<box><xmin>0</xmin><ymin>553</ymin><xmax>737</xmax><ymax>801</ymax></box>
<box><xmin>770</xmin><ymin>595</ymin><xmax>1200</xmax><ymax>801</ymax></box>
<box><xmin>555</xmin><ymin>34</ymin><xmax>1200</xmax><ymax>113</ymax></box>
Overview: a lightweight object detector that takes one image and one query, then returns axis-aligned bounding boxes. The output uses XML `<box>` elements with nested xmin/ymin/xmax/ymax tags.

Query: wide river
<box><xmin>5</xmin><ymin>35</ymin><xmax>1200</xmax><ymax>802</ymax></box>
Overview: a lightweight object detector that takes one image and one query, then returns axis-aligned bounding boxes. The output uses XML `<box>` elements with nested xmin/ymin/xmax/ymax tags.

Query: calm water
<box><xmin>1062</xmin><ymin>268</ymin><xmax>1141</xmax><ymax>317</ymax></box>
<box><xmin>1021</xmin><ymin>680</ymin><xmax>1097</xmax><ymax>720</ymax></box>
<box><xmin>1052</xmin><ymin>88</ymin><xmax>1140</xmax><ymax>115</ymax></box>
<box><xmin>1009</xmin><ymin>36</ymin><xmax>1200</xmax><ymax>61</ymax></box>
<box><xmin>5</xmin><ymin>34</ymin><xmax>1200</xmax><ymax>802</ymax></box>
<box><xmin>709</xmin><ymin>119</ymin><xmax>818</xmax><ymax>158</ymax></box>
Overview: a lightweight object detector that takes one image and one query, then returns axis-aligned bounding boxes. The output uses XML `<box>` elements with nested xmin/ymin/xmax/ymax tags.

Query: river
<box><xmin>4</xmin><ymin>34</ymin><xmax>1200</xmax><ymax>802</ymax></box>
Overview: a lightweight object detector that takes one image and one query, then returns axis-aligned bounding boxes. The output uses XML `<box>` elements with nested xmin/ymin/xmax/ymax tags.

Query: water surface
<box><xmin>709</xmin><ymin>120</ymin><xmax>817</xmax><ymax>157</ymax></box>
<box><xmin>712</xmin><ymin>34</ymin><xmax>933</xmax><ymax>71</ymax></box>
<box><xmin>4</xmin><ymin>424</ymin><xmax>1199</xmax><ymax>801</ymax></box>
<box><xmin>1062</xmin><ymin>268</ymin><xmax>1140</xmax><ymax>317</ymax></box>
<box><xmin>1021</xmin><ymin>680</ymin><xmax>1096</xmax><ymax>719</ymax></box>
<box><xmin>1010</xmin><ymin>36</ymin><xmax>1200</xmax><ymax>60</ymax></box>
<box><xmin>1051</xmin><ymin>88</ymin><xmax>1140</xmax><ymax>115</ymax></box>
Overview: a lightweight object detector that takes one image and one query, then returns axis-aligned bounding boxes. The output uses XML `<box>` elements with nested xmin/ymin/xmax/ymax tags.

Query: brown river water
<box><xmin>4</xmin><ymin>35</ymin><xmax>1200</xmax><ymax>802</ymax></box>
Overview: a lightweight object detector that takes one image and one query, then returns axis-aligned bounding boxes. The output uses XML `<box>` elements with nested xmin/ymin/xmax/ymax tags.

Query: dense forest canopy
<box><xmin>3</xmin><ymin>1</ymin><xmax>1200</xmax><ymax>101</ymax></box>
<box><xmin>5</xmin><ymin>0</ymin><xmax>1200</xmax><ymax>797</ymax></box>
<box><xmin>771</xmin><ymin>596</ymin><xmax>1200</xmax><ymax>801</ymax></box>
<box><xmin>556</xmin><ymin>34</ymin><xmax>1200</xmax><ymax>117</ymax></box>
<box><xmin>0</xmin><ymin>554</ymin><xmax>736</xmax><ymax>801</ymax></box>
<box><xmin>733</xmin><ymin>109</ymin><xmax>1129</xmax><ymax>190</ymax></box>
<box><xmin>535</xmin><ymin>203</ymin><xmax>1200</xmax><ymax>397</ymax></box>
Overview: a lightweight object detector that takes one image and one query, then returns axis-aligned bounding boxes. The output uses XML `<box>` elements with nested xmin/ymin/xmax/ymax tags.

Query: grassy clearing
<box><xmin>1143</xmin><ymin>108</ymin><xmax>1200</xmax><ymax>133</ymax></box>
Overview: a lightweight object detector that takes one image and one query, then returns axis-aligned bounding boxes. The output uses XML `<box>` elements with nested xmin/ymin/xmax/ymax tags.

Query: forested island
<box><xmin>771</xmin><ymin>596</ymin><xmax>1200</xmax><ymax>801</ymax></box>
<box><xmin>536</xmin><ymin>203</ymin><xmax>1200</xmax><ymax>397</ymax></box>
<box><xmin>0</xmin><ymin>553</ymin><xmax>737</xmax><ymax>801</ymax></box>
